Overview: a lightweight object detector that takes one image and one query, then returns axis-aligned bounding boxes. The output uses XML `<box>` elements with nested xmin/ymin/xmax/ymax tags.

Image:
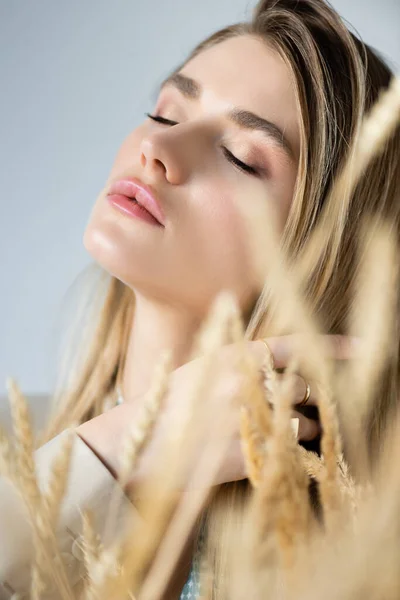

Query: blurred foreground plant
<box><xmin>1</xmin><ymin>75</ymin><xmax>400</xmax><ymax>600</ymax></box>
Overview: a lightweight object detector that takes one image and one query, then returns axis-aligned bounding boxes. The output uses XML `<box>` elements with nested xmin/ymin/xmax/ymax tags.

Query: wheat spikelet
<box><xmin>314</xmin><ymin>381</ymin><xmax>344</xmax><ymax>529</ymax></box>
<box><xmin>82</xmin><ymin>542</ymin><xmax>124</xmax><ymax>600</ymax></box>
<box><xmin>265</xmin><ymin>371</ymin><xmax>312</xmax><ymax>564</ymax></box>
<box><xmin>100</xmin><ymin>349</ymin><xmax>172</xmax><ymax>556</ymax></box>
<box><xmin>5</xmin><ymin>379</ymin><xmax>50</xmax><ymax>598</ymax></box>
<box><xmin>298</xmin><ymin>446</ymin><xmax>325</xmax><ymax>481</ymax></box>
<box><xmin>298</xmin><ymin>447</ymin><xmax>360</xmax><ymax>526</ymax></box>
<box><xmin>81</xmin><ymin>509</ymin><xmax>103</xmax><ymax>578</ymax></box>
<box><xmin>238</xmin><ymin>371</ymin><xmax>273</xmax><ymax>487</ymax></box>
<box><xmin>118</xmin><ymin>349</ymin><xmax>173</xmax><ymax>486</ymax></box>
<box><xmin>0</xmin><ymin>422</ymin><xmax>15</xmax><ymax>480</ymax></box>
<box><xmin>6</xmin><ymin>377</ymin><xmax>41</xmax><ymax>507</ymax></box>
<box><xmin>208</xmin><ymin>293</ymin><xmax>273</xmax><ymax>495</ymax></box>
<box><xmin>105</xmin><ymin>487</ymin><xmax>180</xmax><ymax>600</ymax></box>
<box><xmin>5</xmin><ymin>378</ymin><xmax>76</xmax><ymax>599</ymax></box>
<box><xmin>291</xmin><ymin>419</ymin><xmax>400</xmax><ymax>600</ymax></box>
<box><xmin>336</xmin><ymin>453</ymin><xmax>362</xmax><ymax>521</ymax></box>
<box><xmin>41</xmin><ymin>427</ymin><xmax>75</xmax><ymax>530</ymax></box>
<box><xmin>239</xmin><ymin>405</ymin><xmax>266</xmax><ymax>488</ymax></box>
<box><xmin>225</xmin><ymin>299</ymin><xmax>274</xmax><ymax>489</ymax></box>
<box><xmin>243</xmin><ymin>362</ymin><xmax>313</xmax><ymax>600</ymax></box>
<box><xmin>138</xmin><ymin>406</ymin><xmax>238</xmax><ymax>600</ymax></box>
<box><xmin>30</xmin><ymin>560</ymin><xmax>47</xmax><ymax>600</ymax></box>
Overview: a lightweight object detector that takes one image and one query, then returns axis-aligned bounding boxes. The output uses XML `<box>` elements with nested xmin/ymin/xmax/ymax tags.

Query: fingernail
<box><xmin>265</xmin><ymin>378</ymin><xmax>274</xmax><ymax>393</ymax></box>
<box><xmin>290</xmin><ymin>417</ymin><xmax>299</xmax><ymax>438</ymax></box>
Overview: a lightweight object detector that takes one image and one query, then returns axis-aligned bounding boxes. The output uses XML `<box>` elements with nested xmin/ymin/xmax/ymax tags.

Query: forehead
<box><xmin>179</xmin><ymin>35</ymin><xmax>300</xmax><ymax>156</ymax></box>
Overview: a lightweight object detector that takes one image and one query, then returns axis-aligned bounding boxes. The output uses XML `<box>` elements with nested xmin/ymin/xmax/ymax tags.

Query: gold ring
<box><xmin>298</xmin><ymin>378</ymin><xmax>311</xmax><ymax>407</ymax></box>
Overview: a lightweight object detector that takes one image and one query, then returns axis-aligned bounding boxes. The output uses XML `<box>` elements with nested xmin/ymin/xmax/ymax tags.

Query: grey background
<box><xmin>1</xmin><ymin>0</ymin><xmax>399</xmax><ymax>404</ymax></box>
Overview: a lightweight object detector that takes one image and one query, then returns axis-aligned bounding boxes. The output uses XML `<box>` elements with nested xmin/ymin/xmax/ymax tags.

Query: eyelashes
<box><xmin>144</xmin><ymin>112</ymin><xmax>259</xmax><ymax>177</ymax></box>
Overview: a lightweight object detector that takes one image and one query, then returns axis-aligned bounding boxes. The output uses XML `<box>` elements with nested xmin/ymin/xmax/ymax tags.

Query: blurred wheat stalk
<box><xmin>1</xmin><ymin>75</ymin><xmax>400</xmax><ymax>599</ymax></box>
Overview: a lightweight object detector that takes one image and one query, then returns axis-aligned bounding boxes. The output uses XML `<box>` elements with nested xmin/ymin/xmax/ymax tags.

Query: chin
<box><xmin>83</xmin><ymin>225</ymin><xmax>124</xmax><ymax>279</ymax></box>
<box><xmin>83</xmin><ymin>224</ymin><xmax>156</xmax><ymax>290</ymax></box>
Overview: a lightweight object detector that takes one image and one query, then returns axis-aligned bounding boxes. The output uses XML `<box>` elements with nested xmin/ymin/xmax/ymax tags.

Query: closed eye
<box><xmin>145</xmin><ymin>112</ymin><xmax>259</xmax><ymax>176</ymax></box>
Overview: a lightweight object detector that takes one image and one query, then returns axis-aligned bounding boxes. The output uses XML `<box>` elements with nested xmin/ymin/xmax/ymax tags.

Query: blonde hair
<box><xmin>40</xmin><ymin>0</ymin><xmax>400</xmax><ymax>596</ymax></box>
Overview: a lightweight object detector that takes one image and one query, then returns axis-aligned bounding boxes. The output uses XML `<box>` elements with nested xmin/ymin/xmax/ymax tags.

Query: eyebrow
<box><xmin>159</xmin><ymin>72</ymin><xmax>295</xmax><ymax>161</ymax></box>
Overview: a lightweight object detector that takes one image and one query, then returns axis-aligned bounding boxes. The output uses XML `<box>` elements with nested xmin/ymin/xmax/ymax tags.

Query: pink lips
<box><xmin>106</xmin><ymin>177</ymin><xmax>166</xmax><ymax>226</ymax></box>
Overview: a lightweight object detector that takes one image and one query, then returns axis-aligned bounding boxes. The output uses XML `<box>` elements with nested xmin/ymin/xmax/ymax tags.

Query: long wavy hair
<box><xmin>39</xmin><ymin>0</ymin><xmax>400</xmax><ymax>595</ymax></box>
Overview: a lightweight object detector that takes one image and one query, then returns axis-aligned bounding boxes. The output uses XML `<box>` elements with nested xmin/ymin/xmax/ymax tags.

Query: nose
<box><xmin>140</xmin><ymin>132</ymin><xmax>186</xmax><ymax>185</ymax></box>
<box><xmin>139</xmin><ymin>116</ymin><xmax>211</xmax><ymax>185</ymax></box>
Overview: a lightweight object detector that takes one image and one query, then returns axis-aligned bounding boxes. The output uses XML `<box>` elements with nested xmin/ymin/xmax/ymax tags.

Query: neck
<box><xmin>120</xmin><ymin>293</ymin><xmax>203</xmax><ymax>403</ymax></box>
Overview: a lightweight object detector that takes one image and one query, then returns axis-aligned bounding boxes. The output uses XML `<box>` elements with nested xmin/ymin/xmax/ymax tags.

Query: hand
<box><xmin>128</xmin><ymin>334</ymin><xmax>356</xmax><ymax>487</ymax></box>
<box><xmin>77</xmin><ymin>334</ymin><xmax>356</xmax><ymax>488</ymax></box>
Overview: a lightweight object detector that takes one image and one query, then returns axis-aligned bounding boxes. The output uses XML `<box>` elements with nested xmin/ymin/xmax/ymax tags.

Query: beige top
<box><xmin>0</xmin><ymin>429</ymin><xmax>135</xmax><ymax>598</ymax></box>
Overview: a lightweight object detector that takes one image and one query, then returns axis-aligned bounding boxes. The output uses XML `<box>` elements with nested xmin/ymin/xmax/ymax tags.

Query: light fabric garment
<box><xmin>0</xmin><ymin>429</ymin><xmax>134</xmax><ymax>598</ymax></box>
<box><xmin>180</xmin><ymin>561</ymin><xmax>201</xmax><ymax>599</ymax></box>
<box><xmin>0</xmin><ymin>428</ymin><xmax>202</xmax><ymax>598</ymax></box>
<box><xmin>179</xmin><ymin>526</ymin><xmax>204</xmax><ymax>600</ymax></box>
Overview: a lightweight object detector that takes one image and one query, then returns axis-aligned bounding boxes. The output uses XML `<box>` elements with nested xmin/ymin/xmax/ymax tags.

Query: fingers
<box><xmin>295</xmin><ymin>412</ymin><xmax>321</xmax><ymax>442</ymax></box>
<box><xmin>326</xmin><ymin>334</ymin><xmax>360</xmax><ymax>360</ymax></box>
<box><xmin>266</xmin><ymin>372</ymin><xmax>318</xmax><ymax>406</ymax></box>
<box><xmin>254</xmin><ymin>334</ymin><xmax>360</xmax><ymax>370</ymax></box>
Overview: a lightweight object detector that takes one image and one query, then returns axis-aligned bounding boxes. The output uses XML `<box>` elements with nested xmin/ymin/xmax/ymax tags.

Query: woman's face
<box><xmin>84</xmin><ymin>34</ymin><xmax>300</xmax><ymax>318</ymax></box>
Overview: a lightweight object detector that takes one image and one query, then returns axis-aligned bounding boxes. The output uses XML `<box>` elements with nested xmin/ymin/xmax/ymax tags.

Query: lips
<box><xmin>107</xmin><ymin>177</ymin><xmax>166</xmax><ymax>226</ymax></box>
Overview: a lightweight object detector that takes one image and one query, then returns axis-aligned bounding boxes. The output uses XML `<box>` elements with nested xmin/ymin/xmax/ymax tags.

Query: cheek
<box><xmin>198</xmin><ymin>184</ymin><xmax>246</xmax><ymax>246</ymax></box>
<box><xmin>268</xmin><ymin>166</ymin><xmax>298</xmax><ymax>229</ymax></box>
<box><xmin>202</xmin><ymin>180</ymin><xmax>294</xmax><ymax>290</ymax></box>
<box><xmin>193</xmin><ymin>183</ymin><xmax>269</xmax><ymax>289</ymax></box>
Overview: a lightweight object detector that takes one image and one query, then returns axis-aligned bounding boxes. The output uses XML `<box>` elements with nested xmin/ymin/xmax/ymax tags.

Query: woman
<box><xmin>1</xmin><ymin>0</ymin><xmax>399</xmax><ymax>598</ymax></box>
